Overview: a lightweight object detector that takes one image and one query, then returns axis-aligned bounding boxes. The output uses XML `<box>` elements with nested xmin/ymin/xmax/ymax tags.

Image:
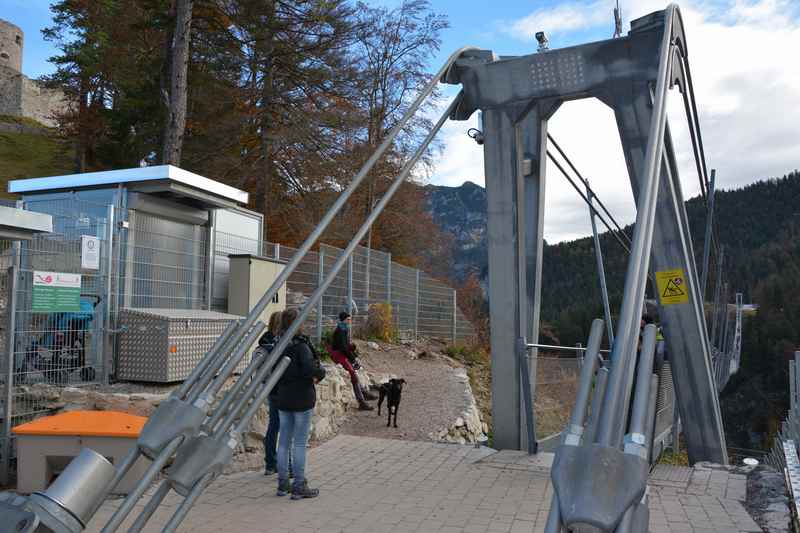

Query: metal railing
<box><xmin>767</xmin><ymin>351</ymin><xmax>800</xmax><ymax>532</ymax></box>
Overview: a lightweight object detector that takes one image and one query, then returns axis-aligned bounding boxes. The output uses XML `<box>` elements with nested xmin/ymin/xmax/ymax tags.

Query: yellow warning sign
<box><xmin>656</xmin><ymin>269</ymin><xmax>689</xmax><ymax>305</ymax></box>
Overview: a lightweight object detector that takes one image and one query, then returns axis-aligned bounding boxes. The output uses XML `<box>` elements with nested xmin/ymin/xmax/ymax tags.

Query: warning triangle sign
<box><xmin>662</xmin><ymin>278</ymin><xmax>685</xmax><ymax>298</ymax></box>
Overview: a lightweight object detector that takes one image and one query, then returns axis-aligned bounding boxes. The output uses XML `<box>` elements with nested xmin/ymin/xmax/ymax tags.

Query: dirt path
<box><xmin>339</xmin><ymin>340</ymin><xmax>471</xmax><ymax>442</ymax></box>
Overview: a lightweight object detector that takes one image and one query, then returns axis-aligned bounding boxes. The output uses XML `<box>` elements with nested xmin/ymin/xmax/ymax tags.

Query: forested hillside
<box><xmin>429</xmin><ymin>171</ymin><xmax>800</xmax><ymax>450</ymax></box>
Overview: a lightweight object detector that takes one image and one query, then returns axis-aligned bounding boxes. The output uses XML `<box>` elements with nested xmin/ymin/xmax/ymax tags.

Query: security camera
<box><xmin>535</xmin><ymin>31</ymin><xmax>549</xmax><ymax>52</ymax></box>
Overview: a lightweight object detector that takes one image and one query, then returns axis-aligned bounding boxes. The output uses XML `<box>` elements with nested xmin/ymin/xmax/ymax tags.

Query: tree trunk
<box><xmin>255</xmin><ymin>0</ymin><xmax>276</xmax><ymax>240</ymax></box>
<box><xmin>162</xmin><ymin>0</ymin><xmax>193</xmax><ymax>166</ymax></box>
<box><xmin>74</xmin><ymin>75</ymin><xmax>89</xmax><ymax>173</ymax></box>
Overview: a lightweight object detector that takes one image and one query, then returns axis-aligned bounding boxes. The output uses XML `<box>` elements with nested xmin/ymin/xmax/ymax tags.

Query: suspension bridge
<box><xmin>0</xmin><ymin>4</ymin><xmax>758</xmax><ymax>533</ymax></box>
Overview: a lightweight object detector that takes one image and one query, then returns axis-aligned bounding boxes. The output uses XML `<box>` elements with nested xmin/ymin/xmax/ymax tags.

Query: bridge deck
<box><xmin>87</xmin><ymin>435</ymin><xmax>761</xmax><ymax>532</ymax></box>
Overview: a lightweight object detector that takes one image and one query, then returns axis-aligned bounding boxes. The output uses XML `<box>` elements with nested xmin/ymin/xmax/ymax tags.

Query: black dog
<box><xmin>377</xmin><ymin>378</ymin><xmax>406</xmax><ymax>428</ymax></box>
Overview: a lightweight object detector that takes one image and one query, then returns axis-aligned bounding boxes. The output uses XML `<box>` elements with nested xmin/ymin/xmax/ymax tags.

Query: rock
<box><xmin>432</xmin><ymin>368</ymin><xmax>487</xmax><ymax>445</ymax></box>
<box><xmin>311</xmin><ymin>416</ymin><xmax>333</xmax><ymax>441</ymax></box>
<box><xmin>366</xmin><ymin>341</ymin><xmax>380</xmax><ymax>351</ymax></box>
<box><xmin>746</xmin><ymin>465</ymin><xmax>791</xmax><ymax>533</ymax></box>
<box><xmin>15</xmin><ymin>361</ymin><xmax>362</xmax><ymax>473</ymax></box>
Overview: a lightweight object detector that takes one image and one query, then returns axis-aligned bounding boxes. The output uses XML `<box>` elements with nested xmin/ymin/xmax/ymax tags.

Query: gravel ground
<box><xmin>338</xmin><ymin>340</ymin><xmax>472</xmax><ymax>442</ymax></box>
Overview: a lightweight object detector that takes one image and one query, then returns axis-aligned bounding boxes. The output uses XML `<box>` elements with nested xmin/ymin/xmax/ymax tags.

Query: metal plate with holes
<box><xmin>649</xmin><ymin>463</ymin><xmax>693</xmax><ymax>488</ymax></box>
<box><xmin>118</xmin><ymin>308</ymin><xmax>242</xmax><ymax>382</ymax></box>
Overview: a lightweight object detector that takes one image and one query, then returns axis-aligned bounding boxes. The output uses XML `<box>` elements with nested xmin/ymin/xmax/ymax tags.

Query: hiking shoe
<box><xmin>357</xmin><ymin>401</ymin><xmax>374</xmax><ymax>411</ymax></box>
<box><xmin>264</xmin><ymin>467</ymin><xmax>276</xmax><ymax>476</ymax></box>
<box><xmin>290</xmin><ymin>481</ymin><xmax>319</xmax><ymax>500</ymax></box>
<box><xmin>276</xmin><ymin>479</ymin><xmax>291</xmax><ymax>497</ymax></box>
<box><xmin>362</xmin><ymin>390</ymin><xmax>378</xmax><ymax>401</ymax></box>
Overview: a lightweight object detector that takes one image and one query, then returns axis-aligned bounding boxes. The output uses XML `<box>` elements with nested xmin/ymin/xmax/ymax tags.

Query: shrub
<box><xmin>444</xmin><ymin>343</ymin><xmax>488</xmax><ymax>366</ymax></box>
<box><xmin>360</xmin><ymin>303</ymin><xmax>396</xmax><ymax>342</ymax></box>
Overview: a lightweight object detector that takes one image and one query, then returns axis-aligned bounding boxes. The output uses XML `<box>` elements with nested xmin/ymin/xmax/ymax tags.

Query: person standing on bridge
<box><xmin>261</xmin><ymin>311</ymin><xmax>292</xmax><ymax>477</ymax></box>
<box><xmin>274</xmin><ymin>308</ymin><xmax>326</xmax><ymax>499</ymax></box>
<box><xmin>330</xmin><ymin>311</ymin><xmax>376</xmax><ymax>410</ymax></box>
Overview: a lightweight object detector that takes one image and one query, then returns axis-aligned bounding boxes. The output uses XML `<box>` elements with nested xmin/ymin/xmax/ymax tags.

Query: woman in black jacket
<box><xmin>261</xmin><ymin>311</ymin><xmax>291</xmax><ymax>476</ymax></box>
<box><xmin>274</xmin><ymin>308</ymin><xmax>326</xmax><ymax>500</ymax></box>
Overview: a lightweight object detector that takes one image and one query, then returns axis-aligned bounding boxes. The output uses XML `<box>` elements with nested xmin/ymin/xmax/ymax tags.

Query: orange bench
<box><xmin>13</xmin><ymin>411</ymin><xmax>150</xmax><ymax>495</ymax></box>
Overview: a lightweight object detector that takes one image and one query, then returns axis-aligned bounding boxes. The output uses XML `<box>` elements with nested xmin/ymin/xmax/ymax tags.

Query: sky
<box><xmin>4</xmin><ymin>0</ymin><xmax>800</xmax><ymax>243</ymax></box>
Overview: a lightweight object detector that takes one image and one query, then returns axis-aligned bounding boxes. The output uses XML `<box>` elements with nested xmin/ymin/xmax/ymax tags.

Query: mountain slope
<box><xmin>425</xmin><ymin>181</ymin><xmax>488</xmax><ymax>282</ymax></box>
<box><xmin>427</xmin><ymin>170</ymin><xmax>800</xmax><ymax>344</ymax></box>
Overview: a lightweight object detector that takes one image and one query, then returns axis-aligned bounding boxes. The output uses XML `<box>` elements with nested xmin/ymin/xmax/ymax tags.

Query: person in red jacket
<box><xmin>330</xmin><ymin>312</ymin><xmax>376</xmax><ymax>411</ymax></box>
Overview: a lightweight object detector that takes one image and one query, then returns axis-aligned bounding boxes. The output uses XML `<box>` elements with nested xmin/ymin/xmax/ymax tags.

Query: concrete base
<box><xmin>16</xmin><ymin>434</ymin><xmax>150</xmax><ymax>495</ymax></box>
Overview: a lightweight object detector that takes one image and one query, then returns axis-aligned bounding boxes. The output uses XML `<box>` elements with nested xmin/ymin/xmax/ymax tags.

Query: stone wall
<box><xmin>0</xmin><ymin>66</ymin><xmax>23</xmax><ymax>117</ymax></box>
<box><xmin>0</xmin><ymin>19</ymin><xmax>23</xmax><ymax>73</ymax></box>
<box><xmin>429</xmin><ymin>368</ymin><xmax>487</xmax><ymax>444</ymax></box>
<box><xmin>0</xmin><ymin>65</ymin><xmax>66</xmax><ymax>128</ymax></box>
<box><xmin>20</xmin><ymin>77</ymin><xmax>67</xmax><ymax>128</ymax></box>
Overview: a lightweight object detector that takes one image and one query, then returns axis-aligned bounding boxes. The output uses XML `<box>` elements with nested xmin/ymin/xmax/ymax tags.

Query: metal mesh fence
<box><xmin>534</xmin><ymin>354</ymin><xmax>581</xmax><ymax>440</ymax></box>
<box><xmin>0</xmin><ymin>200</ymin><xmax>477</xmax><ymax>481</ymax></box>
<box><xmin>210</xmin><ymin>230</ymin><xmax>475</xmax><ymax>345</ymax></box>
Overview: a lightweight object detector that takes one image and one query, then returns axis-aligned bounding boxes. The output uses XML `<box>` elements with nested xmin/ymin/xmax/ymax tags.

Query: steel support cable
<box><xmin>675</xmin><ymin>58</ymin><xmax>708</xmax><ymax>200</ymax></box>
<box><xmin>595</xmin><ymin>4</ymin><xmax>677</xmax><ymax>448</ymax></box>
<box><xmin>161</xmin><ymin>98</ymin><xmax>459</xmax><ymax>533</ymax></box>
<box><xmin>547</xmin><ymin>133</ymin><xmax>631</xmax><ymax>240</ymax></box>
<box><xmin>546</xmin><ymin>151</ymin><xmax>632</xmax><ymax>255</ymax></box>
<box><xmin>184</xmin><ymin>44</ymin><xmax>478</xmax><ymax>390</ymax></box>
<box><xmin>680</xmin><ymin>44</ymin><xmax>711</xmax><ymax>199</ymax></box>
<box><xmin>98</xmin><ymin>48</ymin><xmax>475</xmax><ymax>533</ymax></box>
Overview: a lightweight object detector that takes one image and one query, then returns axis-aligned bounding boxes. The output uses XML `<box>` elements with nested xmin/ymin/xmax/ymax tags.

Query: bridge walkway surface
<box><xmin>86</xmin><ymin>435</ymin><xmax>761</xmax><ymax>533</ymax></box>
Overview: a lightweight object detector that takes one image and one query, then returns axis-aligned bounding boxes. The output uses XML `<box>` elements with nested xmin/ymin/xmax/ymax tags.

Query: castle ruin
<box><xmin>0</xmin><ymin>18</ymin><xmax>67</xmax><ymax>128</ymax></box>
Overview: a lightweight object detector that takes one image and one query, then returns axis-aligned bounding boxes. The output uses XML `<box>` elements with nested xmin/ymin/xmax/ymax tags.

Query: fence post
<box><xmin>1</xmin><ymin>241</ymin><xmax>21</xmax><ymax>485</ymax></box>
<box><xmin>452</xmin><ymin>289</ymin><xmax>457</xmax><ymax>344</ymax></box>
<box><xmin>791</xmin><ymin>360</ymin><xmax>797</xmax><ymax>413</ymax></box>
<box><xmin>316</xmin><ymin>249</ymin><xmax>324</xmax><ymax>344</ymax></box>
<box><xmin>365</xmin><ymin>246</ymin><xmax>371</xmax><ymax>305</ymax></box>
<box><xmin>347</xmin><ymin>254</ymin><xmax>354</xmax><ymax>316</ymax></box>
<box><xmin>386</xmin><ymin>253</ymin><xmax>392</xmax><ymax>304</ymax></box>
<box><xmin>205</xmin><ymin>209</ymin><xmax>216</xmax><ymax>311</ymax></box>
<box><xmin>795</xmin><ymin>352</ymin><xmax>800</xmax><ymax>413</ymax></box>
<box><xmin>414</xmin><ymin>269</ymin><xmax>420</xmax><ymax>340</ymax></box>
<box><xmin>103</xmin><ymin>204</ymin><xmax>115</xmax><ymax>385</ymax></box>
<box><xmin>274</xmin><ymin>243</ymin><xmax>280</xmax><ymax>261</ymax></box>
<box><xmin>576</xmin><ymin>342</ymin><xmax>584</xmax><ymax>368</ymax></box>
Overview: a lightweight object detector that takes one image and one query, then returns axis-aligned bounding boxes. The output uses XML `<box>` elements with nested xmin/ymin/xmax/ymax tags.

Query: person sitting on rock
<box><xmin>330</xmin><ymin>311</ymin><xmax>376</xmax><ymax>411</ymax></box>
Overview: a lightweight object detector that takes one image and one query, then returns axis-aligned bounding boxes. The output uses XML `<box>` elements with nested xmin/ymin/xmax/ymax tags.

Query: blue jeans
<box><xmin>264</xmin><ymin>400</ymin><xmax>293</xmax><ymax>472</ymax></box>
<box><xmin>277</xmin><ymin>408</ymin><xmax>312</xmax><ymax>490</ymax></box>
<box><xmin>263</xmin><ymin>399</ymin><xmax>280</xmax><ymax>470</ymax></box>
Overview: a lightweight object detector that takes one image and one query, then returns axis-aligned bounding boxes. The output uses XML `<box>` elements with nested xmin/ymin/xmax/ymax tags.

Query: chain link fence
<box><xmin>0</xmin><ymin>199</ymin><xmax>476</xmax><ymax>482</ymax></box>
<box><xmin>534</xmin><ymin>353</ymin><xmax>582</xmax><ymax>440</ymax></box>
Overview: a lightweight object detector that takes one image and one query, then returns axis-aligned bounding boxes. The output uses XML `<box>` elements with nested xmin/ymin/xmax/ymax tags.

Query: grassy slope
<box><xmin>0</xmin><ymin>116</ymin><xmax>72</xmax><ymax>199</ymax></box>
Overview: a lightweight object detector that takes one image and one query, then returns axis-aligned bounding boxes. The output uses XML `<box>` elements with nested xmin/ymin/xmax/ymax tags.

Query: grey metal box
<box><xmin>118</xmin><ymin>308</ymin><xmax>242</xmax><ymax>382</ymax></box>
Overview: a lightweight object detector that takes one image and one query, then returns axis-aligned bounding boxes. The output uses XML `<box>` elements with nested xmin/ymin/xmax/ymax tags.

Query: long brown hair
<box><xmin>268</xmin><ymin>311</ymin><xmax>282</xmax><ymax>335</ymax></box>
<box><xmin>280</xmin><ymin>308</ymin><xmax>302</xmax><ymax>337</ymax></box>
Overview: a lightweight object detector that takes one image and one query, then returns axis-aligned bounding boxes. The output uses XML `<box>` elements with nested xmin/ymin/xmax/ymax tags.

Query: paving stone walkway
<box><xmin>87</xmin><ymin>435</ymin><xmax>762</xmax><ymax>533</ymax></box>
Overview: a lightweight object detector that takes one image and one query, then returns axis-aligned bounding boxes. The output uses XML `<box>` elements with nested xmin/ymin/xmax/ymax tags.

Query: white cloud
<box><xmin>430</xmin><ymin>0</ymin><xmax>800</xmax><ymax>243</ymax></box>
<box><xmin>506</xmin><ymin>0</ymin><xmax>612</xmax><ymax>39</ymax></box>
<box><xmin>429</xmin><ymin>113</ymin><xmax>485</xmax><ymax>187</ymax></box>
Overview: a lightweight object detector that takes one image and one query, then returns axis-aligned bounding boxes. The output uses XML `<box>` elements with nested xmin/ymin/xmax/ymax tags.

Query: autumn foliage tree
<box><xmin>41</xmin><ymin>0</ymin><xmax>463</xmax><ymax>301</ymax></box>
